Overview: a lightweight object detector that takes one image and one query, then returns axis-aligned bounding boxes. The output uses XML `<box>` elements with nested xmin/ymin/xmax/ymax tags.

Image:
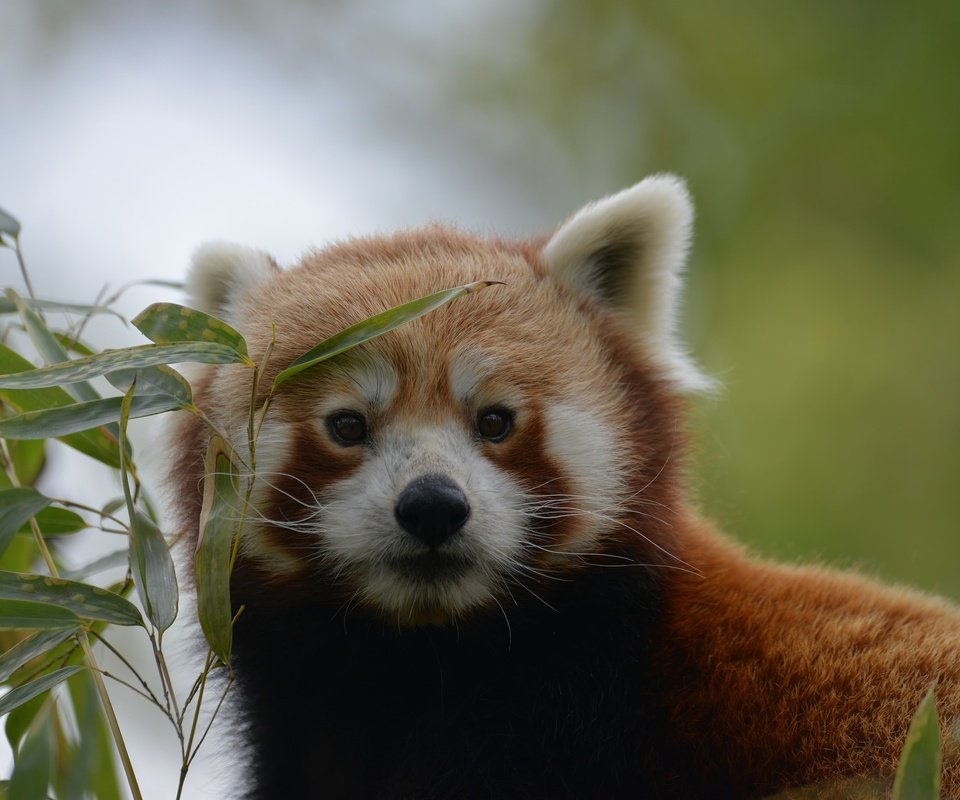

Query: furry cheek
<box><xmin>238</xmin><ymin>414</ymin><xmax>364</xmax><ymax>578</ymax></box>
<box><xmin>540</xmin><ymin>402</ymin><xmax>627</xmax><ymax>554</ymax></box>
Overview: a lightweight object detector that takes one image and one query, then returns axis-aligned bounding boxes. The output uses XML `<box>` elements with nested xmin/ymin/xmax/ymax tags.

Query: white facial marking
<box><xmin>319</xmin><ymin>353</ymin><xmax>398</xmax><ymax>414</ymax></box>
<box><xmin>449</xmin><ymin>349</ymin><xmax>500</xmax><ymax>405</ymax></box>
<box><xmin>233</xmin><ymin>415</ymin><xmax>303</xmax><ymax>575</ymax></box>
<box><xmin>543</xmin><ymin>403</ymin><xmax>625</xmax><ymax>550</ymax></box>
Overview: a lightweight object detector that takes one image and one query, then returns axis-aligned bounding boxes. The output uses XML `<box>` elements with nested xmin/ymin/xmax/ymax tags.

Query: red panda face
<box><xmin>175</xmin><ymin>175</ymin><xmax>709</xmax><ymax>625</ymax></box>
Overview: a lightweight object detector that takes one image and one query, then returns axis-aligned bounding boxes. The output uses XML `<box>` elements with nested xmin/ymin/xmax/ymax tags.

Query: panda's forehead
<box><xmin>313</xmin><ymin>345</ymin><xmax>506</xmax><ymax>415</ymax></box>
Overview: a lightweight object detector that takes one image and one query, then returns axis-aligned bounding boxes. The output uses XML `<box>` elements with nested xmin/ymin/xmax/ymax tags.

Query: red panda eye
<box><xmin>327</xmin><ymin>412</ymin><xmax>368</xmax><ymax>446</ymax></box>
<box><xmin>477</xmin><ymin>408</ymin><xmax>514</xmax><ymax>442</ymax></box>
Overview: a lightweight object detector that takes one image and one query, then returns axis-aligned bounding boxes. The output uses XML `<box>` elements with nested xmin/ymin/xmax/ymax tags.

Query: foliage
<box><xmin>0</xmin><ymin>208</ymin><xmax>495</xmax><ymax>798</ymax></box>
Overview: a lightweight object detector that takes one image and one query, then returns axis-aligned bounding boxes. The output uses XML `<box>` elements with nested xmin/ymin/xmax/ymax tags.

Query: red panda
<box><xmin>169</xmin><ymin>175</ymin><xmax>960</xmax><ymax>799</ymax></box>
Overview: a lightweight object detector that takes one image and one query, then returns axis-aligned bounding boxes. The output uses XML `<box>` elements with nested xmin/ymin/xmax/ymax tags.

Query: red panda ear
<box><xmin>186</xmin><ymin>242</ymin><xmax>279</xmax><ymax>326</ymax></box>
<box><xmin>542</xmin><ymin>174</ymin><xmax>715</xmax><ymax>393</ymax></box>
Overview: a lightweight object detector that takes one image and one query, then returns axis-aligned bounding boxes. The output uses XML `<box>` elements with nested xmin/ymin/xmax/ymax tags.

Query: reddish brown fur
<box><xmin>652</xmin><ymin>518</ymin><xmax>960</xmax><ymax>794</ymax></box>
<box><xmin>170</xmin><ymin>224</ymin><xmax>960</xmax><ymax>798</ymax></box>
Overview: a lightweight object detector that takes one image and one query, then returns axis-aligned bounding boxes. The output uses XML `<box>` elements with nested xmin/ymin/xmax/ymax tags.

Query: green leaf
<box><xmin>127</xmin><ymin>511</ymin><xmax>178</xmax><ymax>633</ymax></box>
<box><xmin>0</xmin><ymin>600</ymin><xmax>81</xmax><ymax>630</ymax></box>
<box><xmin>0</xmin><ymin>206</ymin><xmax>20</xmax><ymax>238</ymax></box>
<box><xmin>0</xmin><ymin>342</ymin><xmax>121</xmax><ymax>468</ymax></box>
<box><xmin>4</xmin><ymin>691</ymin><xmax>44</xmax><ymax>754</ymax></box>
<box><xmin>893</xmin><ymin>683</ymin><xmax>942</xmax><ymax>800</ymax></box>
<box><xmin>118</xmin><ymin>385</ymin><xmax>178</xmax><ymax>632</ymax></box>
<box><xmin>0</xmin><ymin>392</ymin><xmax>185</xmax><ymax>440</ymax></box>
<box><xmin>0</xmin><ymin>628</ymin><xmax>79</xmax><ymax>683</ymax></box>
<box><xmin>8</xmin><ymin>703</ymin><xmax>54</xmax><ymax>800</ymax></box>
<box><xmin>51</xmin><ymin>333</ymin><xmax>96</xmax><ymax>357</ymax></box>
<box><xmin>19</xmin><ymin>507</ymin><xmax>86</xmax><ymax>537</ymax></box>
<box><xmin>106</xmin><ymin>363</ymin><xmax>192</xmax><ymax>405</ymax></box>
<box><xmin>2</xmin><ymin>440</ymin><xmax>46</xmax><ymax>487</ymax></box>
<box><xmin>133</xmin><ymin>302</ymin><xmax>248</xmax><ymax>357</ymax></box>
<box><xmin>64</xmin><ymin>670</ymin><xmax>121</xmax><ymax>800</ymax></box>
<box><xmin>0</xmin><ymin>666</ymin><xmax>82</xmax><ymax>718</ymax></box>
<box><xmin>0</xmin><ymin>297</ymin><xmax>122</xmax><ymax>320</ymax></box>
<box><xmin>100</xmin><ymin>497</ymin><xmax>126</xmax><ymax>518</ymax></box>
<box><xmin>5</xmin><ymin>289</ymin><xmax>100</xmax><ymax>404</ymax></box>
<box><xmin>0</xmin><ymin>572</ymin><xmax>143</xmax><ymax>627</ymax></box>
<box><xmin>195</xmin><ymin>436</ymin><xmax>243</xmax><ymax>662</ymax></box>
<box><xmin>274</xmin><ymin>280</ymin><xmax>502</xmax><ymax>386</ymax></box>
<box><xmin>61</xmin><ymin>550</ymin><xmax>128</xmax><ymax>582</ymax></box>
<box><xmin>0</xmin><ymin>341</ymin><xmax>251</xmax><ymax>390</ymax></box>
<box><xmin>1</xmin><ymin>538</ymin><xmax>39</xmax><ymax>575</ymax></box>
<box><xmin>0</xmin><ymin>488</ymin><xmax>51</xmax><ymax>556</ymax></box>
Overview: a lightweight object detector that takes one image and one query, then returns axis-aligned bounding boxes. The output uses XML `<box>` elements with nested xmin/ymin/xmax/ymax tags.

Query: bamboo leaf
<box><xmin>0</xmin><ymin>342</ymin><xmax>121</xmax><ymax>468</ymax></box>
<box><xmin>9</xmin><ymin>440</ymin><xmax>46</xmax><ymax>486</ymax></box>
<box><xmin>0</xmin><ymin>206</ymin><xmax>20</xmax><ymax>238</ymax></box>
<box><xmin>0</xmin><ymin>341</ymin><xmax>251</xmax><ymax>390</ymax></box>
<box><xmin>893</xmin><ymin>683</ymin><xmax>942</xmax><ymax>800</ymax></box>
<box><xmin>8</xmin><ymin>702</ymin><xmax>54</xmax><ymax>800</ymax></box>
<box><xmin>100</xmin><ymin>497</ymin><xmax>126</xmax><ymax>518</ymax></box>
<box><xmin>52</xmin><ymin>333</ymin><xmax>96</xmax><ymax>357</ymax></box>
<box><xmin>195</xmin><ymin>436</ymin><xmax>243</xmax><ymax>662</ymax></box>
<box><xmin>19</xmin><ymin>507</ymin><xmax>86</xmax><ymax>537</ymax></box>
<box><xmin>0</xmin><ymin>666</ymin><xmax>83</xmax><ymax>718</ymax></box>
<box><xmin>274</xmin><ymin>281</ymin><xmax>502</xmax><ymax>386</ymax></box>
<box><xmin>0</xmin><ymin>600</ymin><xmax>81</xmax><ymax>630</ymax></box>
<box><xmin>127</xmin><ymin>511</ymin><xmax>178</xmax><ymax>633</ymax></box>
<box><xmin>106</xmin><ymin>363</ymin><xmax>192</xmax><ymax>405</ymax></box>
<box><xmin>61</xmin><ymin>550</ymin><xmax>128</xmax><ymax>582</ymax></box>
<box><xmin>0</xmin><ymin>393</ymin><xmax>184</xmax><ymax>440</ymax></box>
<box><xmin>6</xmin><ymin>289</ymin><xmax>100</xmax><ymax>404</ymax></box>
<box><xmin>4</xmin><ymin>691</ymin><xmax>44</xmax><ymax>755</ymax></box>
<box><xmin>0</xmin><ymin>628</ymin><xmax>79</xmax><ymax>683</ymax></box>
<box><xmin>0</xmin><ymin>297</ymin><xmax>122</xmax><ymax>320</ymax></box>
<box><xmin>0</xmin><ymin>488</ymin><xmax>51</xmax><ymax>556</ymax></box>
<box><xmin>133</xmin><ymin>302</ymin><xmax>248</xmax><ymax>357</ymax></box>
<box><xmin>119</xmin><ymin>386</ymin><xmax>178</xmax><ymax>632</ymax></box>
<box><xmin>0</xmin><ymin>573</ymin><xmax>143</xmax><ymax>627</ymax></box>
<box><xmin>65</xmin><ymin>670</ymin><xmax>121</xmax><ymax>800</ymax></box>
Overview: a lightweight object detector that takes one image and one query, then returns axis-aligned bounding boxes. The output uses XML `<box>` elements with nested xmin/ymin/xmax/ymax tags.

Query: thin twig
<box><xmin>187</xmin><ymin>672</ymin><xmax>235</xmax><ymax>768</ymax></box>
<box><xmin>177</xmin><ymin>648</ymin><xmax>214</xmax><ymax>800</ymax></box>
<box><xmin>12</xmin><ymin>236</ymin><xmax>38</xmax><ymax>304</ymax></box>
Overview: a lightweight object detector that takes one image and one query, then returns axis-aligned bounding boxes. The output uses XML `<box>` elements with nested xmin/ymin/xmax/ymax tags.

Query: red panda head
<box><xmin>173</xmin><ymin>175</ymin><xmax>710</xmax><ymax>625</ymax></box>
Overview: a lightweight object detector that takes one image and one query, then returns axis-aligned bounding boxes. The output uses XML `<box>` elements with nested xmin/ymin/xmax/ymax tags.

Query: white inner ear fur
<box><xmin>542</xmin><ymin>174</ymin><xmax>715</xmax><ymax>393</ymax></box>
<box><xmin>186</xmin><ymin>242</ymin><xmax>278</xmax><ymax>326</ymax></box>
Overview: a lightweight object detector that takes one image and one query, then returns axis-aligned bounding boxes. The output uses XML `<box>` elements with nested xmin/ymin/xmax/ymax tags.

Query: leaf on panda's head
<box><xmin>132</xmin><ymin>302</ymin><xmax>249</xmax><ymax>359</ymax></box>
<box><xmin>893</xmin><ymin>683</ymin><xmax>942</xmax><ymax>800</ymax></box>
<box><xmin>273</xmin><ymin>280</ymin><xmax>503</xmax><ymax>387</ymax></box>
<box><xmin>195</xmin><ymin>435</ymin><xmax>243</xmax><ymax>664</ymax></box>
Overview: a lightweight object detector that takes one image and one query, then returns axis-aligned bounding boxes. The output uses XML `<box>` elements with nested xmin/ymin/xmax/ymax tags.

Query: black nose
<box><xmin>394</xmin><ymin>474</ymin><xmax>470</xmax><ymax>548</ymax></box>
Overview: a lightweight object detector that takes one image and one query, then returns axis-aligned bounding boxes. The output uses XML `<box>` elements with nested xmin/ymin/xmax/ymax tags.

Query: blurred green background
<box><xmin>457</xmin><ymin>1</ymin><xmax>960</xmax><ymax>595</ymax></box>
